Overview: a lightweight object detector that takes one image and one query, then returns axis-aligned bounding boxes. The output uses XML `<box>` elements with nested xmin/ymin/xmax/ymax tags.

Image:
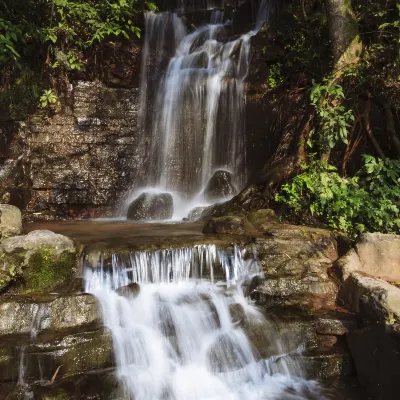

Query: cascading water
<box><xmin>85</xmin><ymin>245</ymin><xmax>328</xmax><ymax>399</ymax></box>
<box><xmin>125</xmin><ymin>1</ymin><xmax>273</xmax><ymax>217</ymax></box>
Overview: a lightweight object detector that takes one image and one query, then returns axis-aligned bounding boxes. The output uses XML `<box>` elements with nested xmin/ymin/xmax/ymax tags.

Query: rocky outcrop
<box><xmin>355</xmin><ymin>233</ymin><xmax>400</xmax><ymax>281</ymax></box>
<box><xmin>0</xmin><ymin>294</ymin><xmax>101</xmax><ymax>336</ymax></box>
<box><xmin>0</xmin><ymin>230</ymin><xmax>76</xmax><ymax>292</ymax></box>
<box><xmin>2</xmin><ymin>80</ymin><xmax>143</xmax><ymax>221</ymax></box>
<box><xmin>332</xmin><ymin>233</ymin><xmax>400</xmax><ymax>281</ymax></box>
<box><xmin>0</xmin><ymin>204</ymin><xmax>22</xmax><ymax>239</ymax></box>
<box><xmin>251</xmin><ymin>225</ymin><xmax>338</xmax><ymax>309</ymax></box>
<box><xmin>202</xmin><ymin>216</ymin><xmax>249</xmax><ymax>235</ymax></box>
<box><xmin>203</xmin><ymin>170</ymin><xmax>236</xmax><ymax>202</ymax></box>
<box><xmin>127</xmin><ymin>192</ymin><xmax>174</xmax><ymax>220</ymax></box>
<box><xmin>338</xmin><ymin>273</ymin><xmax>400</xmax><ymax>323</ymax></box>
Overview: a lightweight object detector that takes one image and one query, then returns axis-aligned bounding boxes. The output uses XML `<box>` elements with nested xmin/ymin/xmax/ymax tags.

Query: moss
<box><xmin>24</xmin><ymin>248</ymin><xmax>75</xmax><ymax>293</ymax></box>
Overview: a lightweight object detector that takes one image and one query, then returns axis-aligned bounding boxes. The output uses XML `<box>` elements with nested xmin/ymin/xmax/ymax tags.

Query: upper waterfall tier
<box><xmin>84</xmin><ymin>244</ymin><xmax>261</xmax><ymax>292</ymax></box>
<box><xmin>137</xmin><ymin>11</ymin><xmax>249</xmax><ymax>198</ymax></box>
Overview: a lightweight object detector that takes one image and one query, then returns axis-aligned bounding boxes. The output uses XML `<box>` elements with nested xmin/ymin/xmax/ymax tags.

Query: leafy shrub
<box><xmin>276</xmin><ymin>155</ymin><xmax>400</xmax><ymax>236</ymax></box>
<box><xmin>309</xmin><ymin>82</ymin><xmax>355</xmax><ymax>150</ymax></box>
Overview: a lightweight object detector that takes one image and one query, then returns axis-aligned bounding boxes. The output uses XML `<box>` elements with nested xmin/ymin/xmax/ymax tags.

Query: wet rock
<box><xmin>338</xmin><ymin>272</ymin><xmax>400</xmax><ymax>323</ymax></box>
<box><xmin>23</xmin><ymin>329</ymin><xmax>114</xmax><ymax>382</ymax></box>
<box><xmin>315</xmin><ymin>317</ymin><xmax>356</xmax><ymax>336</ymax></box>
<box><xmin>0</xmin><ymin>230</ymin><xmax>76</xmax><ymax>292</ymax></box>
<box><xmin>246</xmin><ymin>208</ymin><xmax>276</xmax><ymax>230</ymax></box>
<box><xmin>0</xmin><ymin>294</ymin><xmax>101</xmax><ymax>336</ymax></box>
<box><xmin>50</xmin><ymin>294</ymin><xmax>101</xmax><ymax>331</ymax></box>
<box><xmin>229</xmin><ymin>303</ymin><xmax>246</xmax><ymax>327</ymax></box>
<box><xmin>203</xmin><ymin>170</ymin><xmax>236</xmax><ymax>202</ymax></box>
<box><xmin>251</xmin><ymin>227</ymin><xmax>338</xmax><ymax>309</ymax></box>
<box><xmin>347</xmin><ymin>324</ymin><xmax>400</xmax><ymax>399</ymax></box>
<box><xmin>116</xmin><ymin>282</ymin><xmax>140</xmax><ymax>298</ymax></box>
<box><xmin>316</xmin><ymin>334</ymin><xmax>338</xmax><ymax>348</ymax></box>
<box><xmin>0</xmin><ymin>204</ymin><xmax>22</xmax><ymax>239</ymax></box>
<box><xmin>32</xmin><ymin>369</ymin><xmax>126</xmax><ymax>400</ymax></box>
<box><xmin>202</xmin><ymin>216</ymin><xmax>247</xmax><ymax>235</ymax></box>
<box><xmin>244</xmin><ymin>310</ymin><xmax>316</xmax><ymax>359</ymax></box>
<box><xmin>187</xmin><ymin>206</ymin><xmax>206</xmax><ymax>221</ymax></box>
<box><xmin>207</xmin><ymin>333</ymin><xmax>253</xmax><ymax>372</ymax></box>
<box><xmin>276</xmin><ymin>348</ymin><xmax>354</xmax><ymax>379</ymax></box>
<box><xmin>127</xmin><ymin>192</ymin><xmax>173</xmax><ymax>220</ymax></box>
<box><xmin>0</xmin><ymin>300</ymin><xmax>38</xmax><ymax>336</ymax></box>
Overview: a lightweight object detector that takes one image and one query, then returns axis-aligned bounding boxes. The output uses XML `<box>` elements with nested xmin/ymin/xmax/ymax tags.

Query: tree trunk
<box><xmin>326</xmin><ymin>0</ymin><xmax>362</xmax><ymax>71</ymax></box>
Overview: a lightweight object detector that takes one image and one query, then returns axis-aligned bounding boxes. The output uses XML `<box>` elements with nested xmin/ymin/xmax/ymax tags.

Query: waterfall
<box><xmin>138</xmin><ymin>13</ymin><xmax>248</xmax><ymax>197</ymax></box>
<box><xmin>85</xmin><ymin>245</ymin><xmax>328</xmax><ymax>399</ymax></box>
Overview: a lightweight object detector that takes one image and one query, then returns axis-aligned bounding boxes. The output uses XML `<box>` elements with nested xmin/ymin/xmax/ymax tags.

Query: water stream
<box><xmin>124</xmin><ymin>1</ymin><xmax>273</xmax><ymax>216</ymax></box>
<box><xmin>85</xmin><ymin>245</ymin><xmax>328</xmax><ymax>399</ymax></box>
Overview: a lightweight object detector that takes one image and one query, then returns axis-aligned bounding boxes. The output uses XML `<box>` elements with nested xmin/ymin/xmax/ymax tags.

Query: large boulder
<box><xmin>332</xmin><ymin>234</ymin><xmax>400</xmax><ymax>283</ymax></box>
<box><xmin>0</xmin><ymin>230</ymin><xmax>76</xmax><ymax>292</ymax></box>
<box><xmin>0</xmin><ymin>294</ymin><xmax>101</xmax><ymax>336</ymax></box>
<box><xmin>202</xmin><ymin>216</ymin><xmax>249</xmax><ymax>235</ymax></box>
<box><xmin>127</xmin><ymin>192</ymin><xmax>173</xmax><ymax>220</ymax></box>
<box><xmin>203</xmin><ymin>170</ymin><xmax>236</xmax><ymax>202</ymax></box>
<box><xmin>338</xmin><ymin>272</ymin><xmax>400</xmax><ymax>323</ymax></box>
<box><xmin>251</xmin><ymin>225</ymin><xmax>338</xmax><ymax>309</ymax></box>
<box><xmin>355</xmin><ymin>233</ymin><xmax>400</xmax><ymax>281</ymax></box>
<box><xmin>0</xmin><ymin>205</ymin><xmax>22</xmax><ymax>239</ymax></box>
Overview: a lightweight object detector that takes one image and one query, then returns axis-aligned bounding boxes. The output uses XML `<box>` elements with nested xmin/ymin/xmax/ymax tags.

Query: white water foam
<box><xmin>85</xmin><ymin>245</ymin><xmax>328</xmax><ymax>399</ymax></box>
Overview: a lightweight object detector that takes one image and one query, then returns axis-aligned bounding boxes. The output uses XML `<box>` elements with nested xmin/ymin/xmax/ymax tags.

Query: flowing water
<box><xmin>85</xmin><ymin>245</ymin><xmax>329</xmax><ymax>400</ymax></box>
<box><xmin>125</xmin><ymin>1</ymin><xmax>274</xmax><ymax>215</ymax></box>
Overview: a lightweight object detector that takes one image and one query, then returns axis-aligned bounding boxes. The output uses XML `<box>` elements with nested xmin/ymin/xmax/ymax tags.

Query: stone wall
<box><xmin>1</xmin><ymin>80</ymin><xmax>144</xmax><ymax>220</ymax></box>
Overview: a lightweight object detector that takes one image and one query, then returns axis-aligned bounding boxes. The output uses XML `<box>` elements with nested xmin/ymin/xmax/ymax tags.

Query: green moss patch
<box><xmin>24</xmin><ymin>248</ymin><xmax>75</xmax><ymax>293</ymax></box>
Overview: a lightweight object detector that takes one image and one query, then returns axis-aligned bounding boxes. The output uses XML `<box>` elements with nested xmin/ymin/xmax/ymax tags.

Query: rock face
<box><xmin>332</xmin><ymin>233</ymin><xmax>400</xmax><ymax>282</ymax></box>
<box><xmin>251</xmin><ymin>224</ymin><xmax>338</xmax><ymax>309</ymax></box>
<box><xmin>203</xmin><ymin>170</ymin><xmax>236</xmax><ymax>202</ymax></box>
<box><xmin>1</xmin><ymin>80</ymin><xmax>143</xmax><ymax>221</ymax></box>
<box><xmin>355</xmin><ymin>233</ymin><xmax>400</xmax><ymax>281</ymax></box>
<box><xmin>338</xmin><ymin>272</ymin><xmax>400</xmax><ymax>323</ymax></box>
<box><xmin>202</xmin><ymin>216</ymin><xmax>249</xmax><ymax>235</ymax></box>
<box><xmin>127</xmin><ymin>192</ymin><xmax>174</xmax><ymax>220</ymax></box>
<box><xmin>0</xmin><ymin>294</ymin><xmax>101</xmax><ymax>336</ymax></box>
<box><xmin>0</xmin><ymin>204</ymin><xmax>22</xmax><ymax>239</ymax></box>
<box><xmin>0</xmin><ymin>230</ymin><xmax>76</xmax><ymax>292</ymax></box>
<box><xmin>347</xmin><ymin>324</ymin><xmax>400</xmax><ymax>400</ymax></box>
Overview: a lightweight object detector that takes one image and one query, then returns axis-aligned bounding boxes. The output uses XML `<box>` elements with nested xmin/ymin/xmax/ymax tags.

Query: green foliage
<box><xmin>309</xmin><ymin>82</ymin><xmax>354</xmax><ymax>150</ymax></box>
<box><xmin>45</xmin><ymin>0</ymin><xmax>145</xmax><ymax>51</ymax></box>
<box><xmin>276</xmin><ymin>156</ymin><xmax>400</xmax><ymax>236</ymax></box>
<box><xmin>0</xmin><ymin>0</ymin><xmax>156</xmax><ymax>119</ymax></box>
<box><xmin>267</xmin><ymin>63</ymin><xmax>284</xmax><ymax>89</ymax></box>
<box><xmin>0</xmin><ymin>17</ymin><xmax>23</xmax><ymax>65</ymax></box>
<box><xmin>24</xmin><ymin>248</ymin><xmax>75</xmax><ymax>293</ymax></box>
<box><xmin>39</xmin><ymin>89</ymin><xmax>59</xmax><ymax>109</ymax></box>
<box><xmin>0</xmin><ymin>67</ymin><xmax>42</xmax><ymax>120</ymax></box>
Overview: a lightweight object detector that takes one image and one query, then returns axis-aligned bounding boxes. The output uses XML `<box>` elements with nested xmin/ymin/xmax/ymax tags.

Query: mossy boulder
<box><xmin>202</xmin><ymin>216</ymin><xmax>248</xmax><ymax>235</ymax></box>
<box><xmin>0</xmin><ymin>230</ymin><xmax>76</xmax><ymax>292</ymax></box>
<box><xmin>246</xmin><ymin>209</ymin><xmax>277</xmax><ymax>229</ymax></box>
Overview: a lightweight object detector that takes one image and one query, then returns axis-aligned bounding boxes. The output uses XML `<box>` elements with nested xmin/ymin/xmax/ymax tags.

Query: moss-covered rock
<box><xmin>246</xmin><ymin>208</ymin><xmax>277</xmax><ymax>229</ymax></box>
<box><xmin>0</xmin><ymin>230</ymin><xmax>76</xmax><ymax>292</ymax></box>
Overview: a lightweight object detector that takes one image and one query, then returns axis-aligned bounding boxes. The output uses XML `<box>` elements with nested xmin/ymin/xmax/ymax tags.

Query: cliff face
<box><xmin>0</xmin><ymin>0</ymin><xmax>288</xmax><ymax>220</ymax></box>
<box><xmin>1</xmin><ymin>80</ymin><xmax>143</xmax><ymax>220</ymax></box>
